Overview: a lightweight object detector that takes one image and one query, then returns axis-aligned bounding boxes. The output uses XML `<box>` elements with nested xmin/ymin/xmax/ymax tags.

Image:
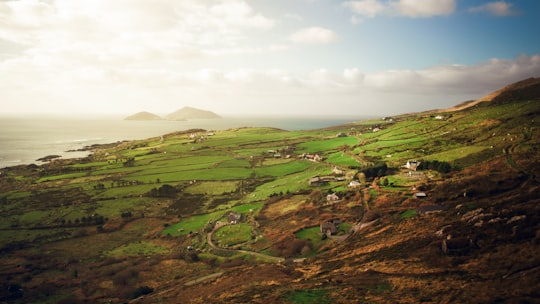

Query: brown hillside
<box><xmin>444</xmin><ymin>77</ymin><xmax>540</xmax><ymax>112</ymax></box>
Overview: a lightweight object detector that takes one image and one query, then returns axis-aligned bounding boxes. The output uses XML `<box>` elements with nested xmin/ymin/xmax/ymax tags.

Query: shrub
<box><xmin>362</xmin><ymin>163</ymin><xmax>388</xmax><ymax>179</ymax></box>
<box><xmin>132</xmin><ymin>286</ymin><xmax>153</xmax><ymax>298</ymax></box>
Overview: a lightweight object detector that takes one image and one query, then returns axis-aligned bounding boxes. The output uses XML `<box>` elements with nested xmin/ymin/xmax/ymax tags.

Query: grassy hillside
<box><xmin>0</xmin><ymin>81</ymin><xmax>538</xmax><ymax>303</ymax></box>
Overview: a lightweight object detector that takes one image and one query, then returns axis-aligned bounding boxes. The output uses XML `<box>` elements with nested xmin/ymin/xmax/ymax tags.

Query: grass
<box><xmin>163</xmin><ymin>211</ymin><xmax>224</xmax><ymax>236</ymax></box>
<box><xmin>105</xmin><ymin>241</ymin><xmax>171</xmax><ymax>257</ymax></box>
<box><xmin>213</xmin><ymin>223</ymin><xmax>252</xmax><ymax>247</ymax></box>
<box><xmin>94</xmin><ymin>197</ymin><xmax>154</xmax><ymax>218</ymax></box>
<box><xmin>244</xmin><ymin>163</ymin><xmax>329</xmax><ymax>202</ymax></box>
<box><xmin>230</xmin><ymin>202</ymin><xmax>263</xmax><ymax>214</ymax></box>
<box><xmin>325</xmin><ymin>151</ymin><xmax>359</xmax><ymax>167</ymax></box>
<box><xmin>162</xmin><ymin>202</ymin><xmax>263</xmax><ymax>237</ymax></box>
<box><xmin>184</xmin><ymin>181</ymin><xmax>239</xmax><ymax>195</ymax></box>
<box><xmin>424</xmin><ymin>146</ymin><xmax>490</xmax><ymax>162</ymax></box>
<box><xmin>92</xmin><ymin>184</ymin><xmax>159</xmax><ymax>199</ymax></box>
<box><xmin>254</xmin><ymin>160</ymin><xmax>311</xmax><ymax>177</ymax></box>
<box><xmin>19</xmin><ymin>210</ymin><xmax>50</xmax><ymax>225</ymax></box>
<box><xmin>295</xmin><ymin>226</ymin><xmax>326</xmax><ymax>251</ymax></box>
<box><xmin>36</xmin><ymin>172</ymin><xmax>88</xmax><ymax>183</ymax></box>
<box><xmin>400</xmin><ymin>209</ymin><xmax>417</xmax><ymax>219</ymax></box>
<box><xmin>284</xmin><ymin>289</ymin><xmax>331</xmax><ymax>304</ymax></box>
<box><xmin>297</xmin><ymin>136</ymin><xmax>360</xmax><ymax>153</ymax></box>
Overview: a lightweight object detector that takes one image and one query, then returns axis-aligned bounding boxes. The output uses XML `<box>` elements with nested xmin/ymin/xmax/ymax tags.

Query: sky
<box><xmin>0</xmin><ymin>0</ymin><xmax>539</xmax><ymax>117</ymax></box>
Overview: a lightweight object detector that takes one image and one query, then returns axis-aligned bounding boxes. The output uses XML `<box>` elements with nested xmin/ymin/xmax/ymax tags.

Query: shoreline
<box><xmin>0</xmin><ymin>115</ymin><xmax>373</xmax><ymax>168</ymax></box>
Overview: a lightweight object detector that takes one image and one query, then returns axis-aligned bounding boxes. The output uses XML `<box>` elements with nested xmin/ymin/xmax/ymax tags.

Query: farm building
<box><xmin>326</xmin><ymin>193</ymin><xmax>340</xmax><ymax>203</ymax></box>
<box><xmin>348</xmin><ymin>180</ymin><xmax>361</xmax><ymax>188</ymax></box>
<box><xmin>227</xmin><ymin>212</ymin><xmax>243</xmax><ymax>224</ymax></box>
<box><xmin>405</xmin><ymin>160</ymin><xmax>421</xmax><ymax>171</ymax></box>
<box><xmin>415</xmin><ymin>192</ymin><xmax>427</xmax><ymax>198</ymax></box>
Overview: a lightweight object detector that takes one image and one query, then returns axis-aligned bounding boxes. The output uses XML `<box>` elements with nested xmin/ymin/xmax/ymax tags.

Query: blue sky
<box><xmin>0</xmin><ymin>0</ymin><xmax>539</xmax><ymax>116</ymax></box>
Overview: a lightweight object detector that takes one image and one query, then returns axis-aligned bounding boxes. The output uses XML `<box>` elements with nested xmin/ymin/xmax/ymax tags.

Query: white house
<box><xmin>405</xmin><ymin>160</ymin><xmax>420</xmax><ymax>171</ymax></box>
<box><xmin>326</xmin><ymin>193</ymin><xmax>340</xmax><ymax>202</ymax></box>
<box><xmin>348</xmin><ymin>180</ymin><xmax>361</xmax><ymax>188</ymax></box>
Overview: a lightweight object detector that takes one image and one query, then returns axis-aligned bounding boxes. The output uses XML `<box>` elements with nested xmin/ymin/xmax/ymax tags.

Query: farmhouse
<box><xmin>227</xmin><ymin>212</ymin><xmax>243</xmax><ymax>224</ymax></box>
<box><xmin>415</xmin><ymin>192</ymin><xmax>427</xmax><ymax>198</ymax></box>
<box><xmin>348</xmin><ymin>180</ymin><xmax>361</xmax><ymax>188</ymax></box>
<box><xmin>326</xmin><ymin>193</ymin><xmax>340</xmax><ymax>203</ymax></box>
<box><xmin>405</xmin><ymin>160</ymin><xmax>421</xmax><ymax>171</ymax></box>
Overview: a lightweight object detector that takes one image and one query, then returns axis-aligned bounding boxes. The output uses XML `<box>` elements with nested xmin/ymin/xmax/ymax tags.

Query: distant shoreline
<box><xmin>0</xmin><ymin>115</ymin><xmax>375</xmax><ymax>168</ymax></box>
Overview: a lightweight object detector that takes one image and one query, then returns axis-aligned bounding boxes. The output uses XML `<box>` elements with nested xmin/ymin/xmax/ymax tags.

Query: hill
<box><xmin>124</xmin><ymin>111</ymin><xmax>163</xmax><ymax>120</ymax></box>
<box><xmin>0</xmin><ymin>78</ymin><xmax>538</xmax><ymax>303</ymax></box>
<box><xmin>165</xmin><ymin>106</ymin><xmax>221</xmax><ymax>120</ymax></box>
<box><xmin>442</xmin><ymin>77</ymin><xmax>540</xmax><ymax>112</ymax></box>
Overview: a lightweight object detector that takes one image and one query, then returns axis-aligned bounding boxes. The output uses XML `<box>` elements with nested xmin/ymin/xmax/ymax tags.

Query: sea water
<box><xmin>0</xmin><ymin>114</ymin><xmax>372</xmax><ymax>168</ymax></box>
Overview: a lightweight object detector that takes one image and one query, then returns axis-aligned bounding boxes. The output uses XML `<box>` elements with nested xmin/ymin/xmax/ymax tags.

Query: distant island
<box><xmin>165</xmin><ymin>106</ymin><xmax>221</xmax><ymax>121</ymax></box>
<box><xmin>125</xmin><ymin>111</ymin><xmax>163</xmax><ymax>121</ymax></box>
<box><xmin>124</xmin><ymin>106</ymin><xmax>221</xmax><ymax>121</ymax></box>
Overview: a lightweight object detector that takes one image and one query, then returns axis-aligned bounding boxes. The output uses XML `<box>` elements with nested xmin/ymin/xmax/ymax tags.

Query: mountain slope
<box><xmin>165</xmin><ymin>106</ymin><xmax>221</xmax><ymax>120</ymax></box>
<box><xmin>443</xmin><ymin>77</ymin><xmax>540</xmax><ymax>112</ymax></box>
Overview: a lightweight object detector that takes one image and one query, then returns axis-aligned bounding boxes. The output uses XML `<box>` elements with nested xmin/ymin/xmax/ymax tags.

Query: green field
<box><xmin>213</xmin><ymin>223</ymin><xmax>252</xmax><ymax>247</ymax></box>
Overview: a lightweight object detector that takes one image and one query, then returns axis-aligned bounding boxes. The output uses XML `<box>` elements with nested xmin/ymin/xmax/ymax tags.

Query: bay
<box><xmin>0</xmin><ymin>114</ymin><xmax>371</xmax><ymax>168</ymax></box>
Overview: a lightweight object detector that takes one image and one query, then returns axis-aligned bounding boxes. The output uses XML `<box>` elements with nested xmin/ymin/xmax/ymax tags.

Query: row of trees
<box><xmin>146</xmin><ymin>184</ymin><xmax>177</xmax><ymax>198</ymax></box>
<box><xmin>60</xmin><ymin>215</ymin><xmax>107</xmax><ymax>226</ymax></box>
<box><xmin>417</xmin><ymin>160</ymin><xmax>452</xmax><ymax>173</ymax></box>
<box><xmin>361</xmin><ymin>159</ymin><xmax>452</xmax><ymax>180</ymax></box>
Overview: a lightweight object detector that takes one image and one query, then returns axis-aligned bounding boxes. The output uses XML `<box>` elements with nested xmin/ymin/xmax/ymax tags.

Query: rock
<box><xmin>442</xmin><ymin>237</ymin><xmax>471</xmax><ymax>255</ymax></box>
<box><xmin>506</xmin><ymin>215</ymin><xmax>526</xmax><ymax>224</ymax></box>
<box><xmin>461</xmin><ymin>208</ymin><xmax>484</xmax><ymax>223</ymax></box>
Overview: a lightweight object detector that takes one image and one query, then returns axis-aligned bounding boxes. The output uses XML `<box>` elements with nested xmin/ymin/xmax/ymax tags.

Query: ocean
<box><xmin>0</xmin><ymin>115</ymin><xmax>372</xmax><ymax>168</ymax></box>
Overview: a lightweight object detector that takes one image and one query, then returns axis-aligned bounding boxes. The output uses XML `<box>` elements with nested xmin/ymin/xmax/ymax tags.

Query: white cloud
<box><xmin>289</xmin><ymin>27</ymin><xmax>338</xmax><ymax>44</ymax></box>
<box><xmin>392</xmin><ymin>0</ymin><xmax>455</xmax><ymax>18</ymax></box>
<box><xmin>343</xmin><ymin>0</ymin><xmax>386</xmax><ymax>18</ymax></box>
<box><xmin>3</xmin><ymin>50</ymin><xmax>538</xmax><ymax>115</ymax></box>
<box><xmin>0</xmin><ymin>1</ymin><xmax>537</xmax><ymax>116</ymax></box>
<box><xmin>343</xmin><ymin>0</ymin><xmax>456</xmax><ymax>20</ymax></box>
<box><xmin>360</xmin><ymin>55</ymin><xmax>540</xmax><ymax>95</ymax></box>
<box><xmin>467</xmin><ymin>1</ymin><xmax>520</xmax><ymax>16</ymax></box>
<box><xmin>0</xmin><ymin>0</ymin><xmax>276</xmax><ymax>60</ymax></box>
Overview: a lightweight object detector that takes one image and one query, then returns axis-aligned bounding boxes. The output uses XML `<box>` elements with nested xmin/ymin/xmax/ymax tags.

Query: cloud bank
<box><xmin>467</xmin><ymin>1</ymin><xmax>520</xmax><ymax>16</ymax></box>
<box><xmin>0</xmin><ymin>0</ymin><xmax>538</xmax><ymax>116</ymax></box>
<box><xmin>344</xmin><ymin>0</ymin><xmax>456</xmax><ymax>19</ymax></box>
<box><xmin>289</xmin><ymin>27</ymin><xmax>339</xmax><ymax>44</ymax></box>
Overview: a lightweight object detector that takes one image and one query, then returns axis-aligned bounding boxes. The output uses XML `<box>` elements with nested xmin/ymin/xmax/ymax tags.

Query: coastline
<box><xmin>0</xmin><ymin>115</ymin><xmax>375</xmax><ymax>168</ymax></box>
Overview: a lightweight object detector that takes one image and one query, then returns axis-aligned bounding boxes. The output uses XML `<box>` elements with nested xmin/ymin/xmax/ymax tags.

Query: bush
<box><xmin>362</xmin><ymin>163</ymin><xmax>388</xmax><ymax>179</ymax></box>
<box><xmin>132</xmin><ymin>286</ymin><xmax>154</xmax><ymax>298</ymax></box>
<box><xmin>418</xmin><ymin>160</ymin><xmax>452</xmax><ymax>173</ymax></box>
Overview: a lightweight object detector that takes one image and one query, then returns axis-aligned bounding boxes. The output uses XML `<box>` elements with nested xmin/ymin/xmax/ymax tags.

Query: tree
<box><xmin>362</xmin><ymin>162</ymin><xmax>388</xmax><ymax>179</ymax></box>
<box><xmin>133</xmin><ymin>285</ymin><xmax>154</xmax><ymax>299</ymax></box>
<box><xmin>147</xmin><ymin>184</ymin><xmax>177</xmax><ymax>198</ymax></box>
